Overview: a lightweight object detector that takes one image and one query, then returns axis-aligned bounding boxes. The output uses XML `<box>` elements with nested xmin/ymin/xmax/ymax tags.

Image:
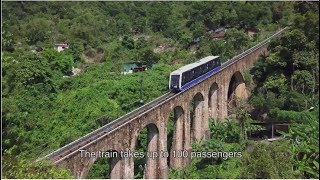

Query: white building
<box><xmin>54</xmin><ymin>43</ymin><xmax>69</xmax><ymax>52</ymax></box>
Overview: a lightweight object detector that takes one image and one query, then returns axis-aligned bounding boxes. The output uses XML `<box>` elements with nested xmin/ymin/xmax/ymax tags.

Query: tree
<box><xmin>133</xmin><ymin>17</ymin><xmax>148</xmax><ymax>34</ymax></box>
<box><xmin>292</xmin><ymin>70</ymin><xmax>314</xmax><ymax>94</ymax></box>
<box><xmin>2</xmin><ymin>154</ymin><xmax>73</xmax><ymax>179</ymax></box>
<box><xmin>148</xmin><ymin>2</ymin><xmax>171</xmax><ymax>32</ymax></box>
<box><xmin>209</xmin><ymin>39</ymin><xmax>227</xmax><ymax>57</ymax></box>
<box><xmin>3</xmin><ymin>52</ymin><xmax>57</xmax><ymax>94</ymax></box>
<box><xmin>225</xmin><ymin>28</ymin><xmax>249</xmax><ymax>51</ymax></box>
<box><xmin>121</xmin><ymin>36</ymin><xmax>135</xmax><ymax>50</ymax></box>
<box><xmin>67</xmin><ymin>38</ymin><xmax>85</xmax><ymax>62</ymax></box>
<box><xmin>41</xmin><ymin>48</ymin><xmax>73</xmax><ymax>75</ymax></box>
<box><xmin>263</xmin><ymin>73</ymin><xmax>287</xmax><ymax>94</ymax></box>
<box><xmin>236</xmin><ymin>3</ymin><xmax>260</xmax><ymax>29</ymax></box>
<box><xmin>282</xmin><ymin>109</ymin><xmax>319</xmax><ymax>178</ymax></box>
<box><xmin>224</xmin><ymin>9</ymin><xmax>238</xmax><ymax>27</ymax></box>
<box><xmin>240</xmin><ymin>140</ymin><xmax>298</xmax><ymax>179</ymax></box>
<box><xmin>24</xmin><ymin>17</ymin><xmax>54</xmax><ymax>45</ymax></box>
<box><xmin>190</xmin><ymin>21</ymin><xmax>206</xmax><ymax>39</ymax></box>
<box><xmin>2</xmin><ymin>21</ymin><xmax>15</xmax><ymax>52</ymax></box>
<box><xmin>116</xmin><ymin>13</ymin><xmax>132</xmax><ymax>35</ymax></box>
<box><xmin>138</xmin><ymin>48</ymin><xmax>159</xmax><ymax>68</ymax></box>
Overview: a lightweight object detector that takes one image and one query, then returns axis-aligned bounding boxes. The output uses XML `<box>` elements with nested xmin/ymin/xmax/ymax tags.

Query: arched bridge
<box><xmin>41</xmin><ymin>28</ymin><xmax>287</xmax><ymax>179</ymax></box>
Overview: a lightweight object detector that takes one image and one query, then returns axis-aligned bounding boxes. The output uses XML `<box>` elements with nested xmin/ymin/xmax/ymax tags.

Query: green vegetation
<box><xmin>2</xmin><ymin>1</ymin><xmax>319</xmax><ymax>179</ymax></box>
<box><xmin>170</xmin><ymin>109</ymin><xmax>318</xmax><ymax>179</ymax></box>
<box><xmin>2</xmin><ymin>155</ymin><xmax>73</xmax><ymax>179</ymax></box>
<box><xmin>169</xmin><ymin>2</ymin><xmax>319</xmax><ymax>179</ymax></box>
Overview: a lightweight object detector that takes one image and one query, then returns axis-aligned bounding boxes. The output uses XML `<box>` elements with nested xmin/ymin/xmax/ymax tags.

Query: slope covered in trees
<box><xmin>169</xmin><ymin>2</ymin><xmax>319</xmax><ymax>179</ymax></box>
<box><xmin>2</xmin><ymin>1</ymin><xmax>319</xmax><ymax>178</ymax></box>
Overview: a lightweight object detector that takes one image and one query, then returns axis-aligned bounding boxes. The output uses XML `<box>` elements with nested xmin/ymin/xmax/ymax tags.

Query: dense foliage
<box><xmin>247</xmin><ymin>4</ymin><xmax>319</xmax><ymax>177</ymax></box>
<box><xmin>2</xmin><ymin>1</ymin><xmax>319</xmax><ymax>178</ymax></box>
<box><xmin>170</xmin><ymin>2</ymin><xmax>319</xmax><ymax>179</ymax></box>
<box><xmin>169</xmin><ymin>120</ymin><xmax>302</xmax><ymax>179</ymax></box>
<box><xmin>170</xmin><ymin>103</ymin><xmax>318</xmax><ymax>179</ymax></box>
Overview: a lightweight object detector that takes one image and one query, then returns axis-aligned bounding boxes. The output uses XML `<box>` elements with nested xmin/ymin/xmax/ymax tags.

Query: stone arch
<box><xmin>86</xmin><ymin>150</ymin><xmax>121</xmax><ymax>179</ymax></box>
<box><xmin>227</xmin><ymin>71</ymin><xmax>248</xmax><ymax>114</ymax></box>
<box><xmin>190</xmin><ymin>92</ymin><xmax>205</xmax><ymax>142</ymax></box>
<box><xmin>133</xmin><ymin>123</ymin><xmax>160</xmax><ymax>179</ymax></box>
<box><xmin>167</xmin><ymin>106</ymin><xmax>185</xmax><ymax>168</ymax></box>
<box><xmin>208</xmin><ymin>83</ymin><xmax>219</xmax><ymax>119</ymax></box>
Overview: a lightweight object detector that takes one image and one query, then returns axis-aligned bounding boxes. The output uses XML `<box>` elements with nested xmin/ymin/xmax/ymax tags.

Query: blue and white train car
<box><xmin>169</xmin><ymin>56</ymin><xmax>221</xmax><ymax>92</ymax></box>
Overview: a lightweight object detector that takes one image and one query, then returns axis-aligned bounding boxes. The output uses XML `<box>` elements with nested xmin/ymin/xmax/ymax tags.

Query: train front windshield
<box><xmin>170</xmin><ymin>75</ymin><xmax>180</xmax><ymax>89</ymax></box>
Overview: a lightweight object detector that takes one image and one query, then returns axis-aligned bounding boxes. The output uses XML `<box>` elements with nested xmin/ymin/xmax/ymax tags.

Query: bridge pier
<box><xmin>203</xmin><ymin>91</ymin><xmax>210</xmax><ymax>139</ymax></box>
<box><xmin>192</xmin><ymin>93</ymin><xmax>205</xmax><ymax>141</ymax></box>
<box><xmin>158</xmin><ymin>119</ymin><xmax>169</xmax><ymax>179</ymax></box>
<box><xmin>109</xmin><ymin>153</ymin><xmax>121</xmax><ymax>179</ymax></box>
<box><xmin>219</xmin><ymin>81</ymin><xmax>229</xmax><ymax>120</ymax></box>
<box><xmin>123</xmin><ymin>156</ymin><xmax>134</xmax><ymax>179</ymax></box>
<box><xmin>144</xmin><ymin>124</ymin><xmax>159</xmax><ymax>178</ymax></box>
<box><xmin>209</xmin><ymin>83</ymin><xmax>219</xmax><ymax>120</ymax></box>
<box><xmin>183</xmin><ymin>103</ymin><xmax>192</xmax><ymax>167</ymax></box>
<box><xmin>193</xmin><ymin>100</ymin><xmax>202</xmax><ymax>140</ymax></box>
<box><xmin>170</xmin><ymin>107</ymin><xmax>184</xmax><ymax>168</ymax></box>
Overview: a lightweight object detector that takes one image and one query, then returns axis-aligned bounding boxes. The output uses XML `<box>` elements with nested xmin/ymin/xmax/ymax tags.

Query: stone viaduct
<box><xmin>42</xmin><ymin>28</ymin><xmax>286</xmax><ymax>179</ymax></box>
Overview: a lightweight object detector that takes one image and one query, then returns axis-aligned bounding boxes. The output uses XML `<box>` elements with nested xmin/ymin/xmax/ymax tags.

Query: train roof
<box><xmin>170</xmin><ymin>56</ymin><xmax>219</xmax><ymax>75</ymax></box>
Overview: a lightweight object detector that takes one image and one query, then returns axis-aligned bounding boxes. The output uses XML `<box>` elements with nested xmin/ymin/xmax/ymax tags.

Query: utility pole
<box><xmin>139</xmin><ymin>72</ymin><xmax>144</xmax><ymax>105</ymax></box>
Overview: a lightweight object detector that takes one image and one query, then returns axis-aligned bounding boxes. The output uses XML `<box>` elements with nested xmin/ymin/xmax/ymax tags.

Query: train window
<box><xmin>182</xmin><ymin>73</ymin><xmax>186</xmax><ymax>85</ymax></box>
<box><xmin>171</xmin><ymin>75</ymin><xmax>180</xmax><ymax>88</ymax></box>
<box><xmin>185</xmin><ymin>72</ymin><xmax>189</xmax><ymax>83</ymax></box>
<box><xmin>192</xmin><ymin>70</ymin><xmax>195</xmax><ymax>80</ymax></box>
<box><xmin>185</xmin><ymin>71</ymin><xmax>192</xmax><ymax>85</ymax></box>
<box><xmin>194</xmin><ymin>67</ymin><xmax>198</xmax><ymax>77</ymax></box>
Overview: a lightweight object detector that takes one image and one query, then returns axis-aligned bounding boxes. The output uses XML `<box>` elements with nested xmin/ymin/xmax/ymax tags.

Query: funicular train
<box><xmin>169</xmin><ymin>56</ymin><xmax>221</xmax><ymax>92</ymax></box>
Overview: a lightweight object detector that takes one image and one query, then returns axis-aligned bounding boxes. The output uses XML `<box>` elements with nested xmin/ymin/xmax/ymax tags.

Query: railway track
<box><xmin>221</xmin><ymin>27</ymin><xmax>287</xmax><ymax>69</ymax></box>
<box><xmin>41</xmin><ymin>92</ymin><xmax>177</xmax><ymax>163</ymax></box>
<box><xmin>40</xmin><ymin>27</ymin><xmax>287</xmax><ymax>164</ymax></box>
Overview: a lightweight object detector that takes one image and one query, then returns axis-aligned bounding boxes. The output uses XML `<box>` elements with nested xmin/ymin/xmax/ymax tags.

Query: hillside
<box><xmin>2</xmin><ymin>1</ymin><xmax>319</xmax><ymax>179</ymax></box>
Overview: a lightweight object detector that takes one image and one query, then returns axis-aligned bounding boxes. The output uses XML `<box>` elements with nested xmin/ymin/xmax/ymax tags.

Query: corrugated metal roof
<box><xmin>123</xmin><ymin>63</ymin><xmax>139</xmax><ymax>72</ymax></box>
<box><xmin>55</xmin><ymin>43</ymin><xmax>69</xmax><ymax>46</ymax></box>
<box><xmin>211</xmin><ymin>32</ymin><xmax>225</xmax><ymax>38</ymax></box>
<box><xmin>214</xmin><ymin>27</ymin><xmax>225</xmax><ymax>33</ymax></box>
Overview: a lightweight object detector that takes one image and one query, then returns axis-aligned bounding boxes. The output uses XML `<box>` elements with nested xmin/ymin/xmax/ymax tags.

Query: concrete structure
<box><xmin>42</xmin><ymin>29</ymin><xmax>286</xmax><ymax>179</ymax></box>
